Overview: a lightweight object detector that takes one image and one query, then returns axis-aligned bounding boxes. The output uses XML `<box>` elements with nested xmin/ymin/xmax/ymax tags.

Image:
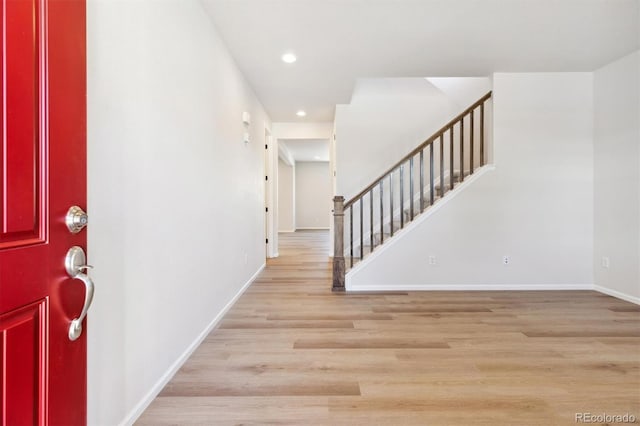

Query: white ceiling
<box><xmin>280</xmin><ymin>139</ymin><xmax>330</xmax><ymax>162</ymax></box>
<box><xmin>203</xmin><ymin>0</ymin><xmax>639</xmax><ymax>122</ymax></box>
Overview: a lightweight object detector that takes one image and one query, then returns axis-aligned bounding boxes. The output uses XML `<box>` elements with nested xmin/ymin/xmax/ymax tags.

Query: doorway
<box><xmin>276</xmin><ymin>138</ymin><xmax>332</xmax><ymax>250</ymax></box>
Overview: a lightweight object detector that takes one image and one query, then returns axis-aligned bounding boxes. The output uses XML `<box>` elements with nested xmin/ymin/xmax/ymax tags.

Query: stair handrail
<box><xmin>344</xmin><ymin>91</ymin><xmax>492</xmax><ymax>209</ymax></box>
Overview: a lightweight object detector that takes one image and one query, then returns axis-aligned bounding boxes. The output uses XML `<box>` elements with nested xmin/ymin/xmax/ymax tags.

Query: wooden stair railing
<box><xmin>332</xmin><ymin>91</ymin><xmax>492</xmax><ymax>291</ymax></box>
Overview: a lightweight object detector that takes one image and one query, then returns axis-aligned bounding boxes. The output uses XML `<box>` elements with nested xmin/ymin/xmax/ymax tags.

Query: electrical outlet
<box><xmin>428</xmin><ymin>255</ymin><xmax>437</xmax><ymax>266</ymax></box>
<box><xmin>601</xmin><ymin>256</ymin><xmax>610</xmax><ymax>269</ymax></box>
<box><xmin>244</xmin><ymin>253</ymin><xmax>248</xmax><ymax>265</ymax></box>
<box><xmin>503</xmin><ymin>255</ymin><xmax>510</xmax><ymax>265</ymax></box>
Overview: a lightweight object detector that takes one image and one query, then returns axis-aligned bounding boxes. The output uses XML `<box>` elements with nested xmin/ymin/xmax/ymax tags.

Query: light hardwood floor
<box><xmin>137</xmin><ymin>230</ymin><xmax>640</xmax><ymax>425</ymax></box>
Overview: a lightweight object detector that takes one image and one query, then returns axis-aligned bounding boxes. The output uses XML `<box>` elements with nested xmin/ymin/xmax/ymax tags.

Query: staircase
<box><xmin>332</xmin><ymin>92</ymin><xmax>492</xmax><ymax>291</ymax></box>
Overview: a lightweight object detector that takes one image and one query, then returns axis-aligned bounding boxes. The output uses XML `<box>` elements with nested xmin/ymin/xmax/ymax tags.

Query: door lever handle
<box><xmin>67</xmin><ymin>271</ymin><xmax>94</xmax><ymax>341</ymax></box>
<box><xmin>65</xmin><ymin>246</ymin><xmax>95</xmax><ymax>341</ymax></box>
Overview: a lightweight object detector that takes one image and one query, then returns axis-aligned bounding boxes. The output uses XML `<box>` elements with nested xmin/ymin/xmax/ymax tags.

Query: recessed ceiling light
<box><xmin>314</xmin><ymin>156</ymin><xmax>321</xmax><ymax>160</ymax></box>
<box><xmin>281</xmin><ymin>52</ymin><xmax>297</xmax><ymax>64</ymax></box>
<box><xmin>296</xmin><ymin>110</ymin><xmax>306</xmax><ymax>117</ymax></box>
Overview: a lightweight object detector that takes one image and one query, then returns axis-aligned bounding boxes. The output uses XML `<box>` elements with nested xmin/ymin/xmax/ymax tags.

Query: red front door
<box><xmin>0</xmin><ymin>0</ymin><xmax>87</xmax><ymax>424</ymax></box>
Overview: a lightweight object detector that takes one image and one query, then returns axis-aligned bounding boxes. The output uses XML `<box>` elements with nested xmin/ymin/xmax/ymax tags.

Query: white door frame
<box><xmin>264</xmin><ymin>127</ymin><xmax>278</xmax><ymax>258</ymax></box>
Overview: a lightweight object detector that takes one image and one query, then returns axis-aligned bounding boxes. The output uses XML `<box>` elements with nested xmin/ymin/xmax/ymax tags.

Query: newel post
<box><xmin>332</xmin><ymin>196</ymin><xmax>346</xmax><ymax>292</ymax></box>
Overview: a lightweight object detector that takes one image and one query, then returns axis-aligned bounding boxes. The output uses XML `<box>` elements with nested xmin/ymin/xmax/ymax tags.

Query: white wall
<box><xmin>295</xmin><ymin>162</ymin><xmax>332</xmax><ymax>229</ymax></box>
<box><xmin>335</xmin><ymin>77</ymin><xmax>491</xmax><ymax>200</ymax></box>
<box><xmin>278</xmin><ymin>141</ymin><xmax>295</xmax><ymax>166</ymax></box>
<box><xmin>272</xmin><ymin>122</ymin><xmax>333</xmax><ymax>140</ymax></box>
<box><xmin>348</xmin><ymin>73</ymin><xmax>594</xmax><ymax>290</ymax></box>
<box><xmin>594</xmin><ymin>50</ymin><xmax>640</xmax><ymax>302</ymax></box>
<box><xmin>278</xmin><ymin>158</ymin><xmax>295</xmax><ymax>231</ymax></box>
<box><xmin>87</xmin><ymin>1</ymin><xmax>270</xmax><ymax>424</ymax></box>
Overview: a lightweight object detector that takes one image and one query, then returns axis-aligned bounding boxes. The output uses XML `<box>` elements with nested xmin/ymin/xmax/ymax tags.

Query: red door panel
<box><xmin>0</xmin><ymin>0</ymin><xmax>43</xmax><ymax>245</ymax></box>
<box><xmin>0</xmin><ymin>0</ymin><xmax>87</xmax><ymax>424</ymax></box>
<box><xmin>0</xmin><ymin>300</ymin><xmax>47</xmax><ymax>426</ymax></box>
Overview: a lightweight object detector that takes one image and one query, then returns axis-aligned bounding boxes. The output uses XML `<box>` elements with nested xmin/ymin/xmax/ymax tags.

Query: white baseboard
<box><xmin>119</xmin><ymin>263</ymin><xmax>266</xmax><ymax>426</ymax></box>
<box><xmin>347</xmin><ymin>283</ymin><xmax>594</xmax><ymax>292</ymax></box>
<box><xmin>347</xmin><ymin>283</ymin><xmax>640</xmax><ymax>304</ymax></box>
<box><xmin>296</xmin><ymin>227</ymin><xmax>330</xmax><ymax>230</ymax></box>
<box><xmin>594</xmin><ymin>285</ymin><xmax>640</xmax><ymax>305</ymax></box>
<box><xmin>278</xmin><ymin>230</ymin><xmax>296</xmax><ymax>233</ymax></box>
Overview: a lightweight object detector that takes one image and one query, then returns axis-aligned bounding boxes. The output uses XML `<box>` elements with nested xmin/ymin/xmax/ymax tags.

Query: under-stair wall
<box><xmin>346</xmin><ymin>73</ymin><xmax>594</xmax><ymax>291</ymax></box>
<box><xmin>332</xmin><ymin>89</ymin><xmax>493</xmax><ymax>289</ymax></box>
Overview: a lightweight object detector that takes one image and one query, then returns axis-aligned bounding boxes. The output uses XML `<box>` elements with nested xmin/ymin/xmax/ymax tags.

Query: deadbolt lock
<box><xmin>66</xmin><ymin>206</ymin><xmax>88</xmax><ymax>234</ymax></box>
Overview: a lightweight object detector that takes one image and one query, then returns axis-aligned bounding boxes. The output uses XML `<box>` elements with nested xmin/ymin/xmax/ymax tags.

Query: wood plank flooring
<box><xmin>137</xmin><ymin>230</ymin><xmax>640</xmax><ymax>425</ymax></box>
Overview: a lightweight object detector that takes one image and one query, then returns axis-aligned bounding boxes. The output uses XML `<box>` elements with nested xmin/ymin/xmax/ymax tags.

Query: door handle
<box><xmin>65</xmin><ymin>246</ymin><xmax>95</xmax><ymax>341</ymax></box>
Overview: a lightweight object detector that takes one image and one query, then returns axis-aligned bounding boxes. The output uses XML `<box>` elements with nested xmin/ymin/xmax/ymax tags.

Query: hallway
<box><xmin>137</xmin><ymin>231</ymin><xmax>639</xmax><ymax>425</ymax></box>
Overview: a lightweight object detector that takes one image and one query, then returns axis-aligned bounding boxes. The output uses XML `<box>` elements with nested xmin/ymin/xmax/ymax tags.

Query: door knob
<box><xmin>65</xmin><ymin>246</ymin><xmax>95</xmax><ymax>341</ymax></box>
<box><xmin>66</xmin><ymin>206</ymin><xmax>88</xmax><ymax>233</ymax></box>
